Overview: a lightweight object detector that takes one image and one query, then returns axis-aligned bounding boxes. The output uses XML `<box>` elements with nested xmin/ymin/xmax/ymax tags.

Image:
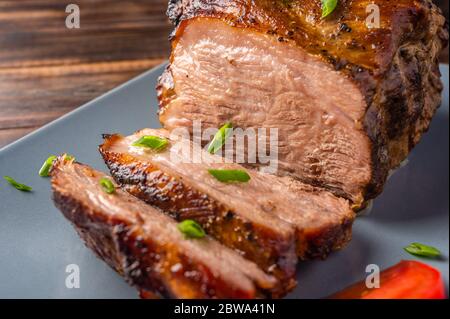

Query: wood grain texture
<box><xmin>0</xmin><ymin>0</ymin><xmax>171</xmax><ymax>148</ymax></box>
<box><xmin>0</xmin><ymin>0</ymin><xmax>448</xmax><ymax>148</ymax></box>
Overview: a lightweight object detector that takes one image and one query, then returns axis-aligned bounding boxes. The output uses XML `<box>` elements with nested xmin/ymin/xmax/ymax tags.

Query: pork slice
<box><xmin>99</xmin><ymin>129</ymin><xmax>355</xmax><ymax>278</ymax></box>
<box><xmin>51</xmin><ymin>157</ymin><xmax>278</xmax><ymax>299</ymax></box>
<box><xmin>158</xmin><ymin>0</ymin><xmax>448</xmax><ymax>207</ymax></box>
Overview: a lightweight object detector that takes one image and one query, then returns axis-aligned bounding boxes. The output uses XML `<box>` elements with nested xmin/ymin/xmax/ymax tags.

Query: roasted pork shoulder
<box><xmin>50</xmin><ymin>0</ymin><xmax>448</xmax><ymax>299</ymax></box>
<box><xmin>99</xmin><ymin>129</ymin><xmax>355</xmax><ymax>289</ymax></box>
<box><xmin>157</xmin><ymin>0</ymin><xmax>448</xmax><ymax>207</ymax></box>
<box><xmin>51</xmin><ymin>157</ymin><xmax>278</xmax><ymax>299</ymax></box>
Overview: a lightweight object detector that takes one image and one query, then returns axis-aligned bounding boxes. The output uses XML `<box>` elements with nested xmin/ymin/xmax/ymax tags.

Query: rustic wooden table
<box><xmin>0</xmin><ymin>0</ymin><xmax>448</xmax><ymax>148</ymax></box>
<box><xmin>0</xmin><ymin>0</ymin><xmax>171</xmax><ymax>148</ymax></box>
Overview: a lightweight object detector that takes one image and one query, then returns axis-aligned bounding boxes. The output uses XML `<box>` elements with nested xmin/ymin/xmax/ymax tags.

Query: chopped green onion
<box><xmin>64</xmin><ymin>154</ymin><xmax>75</xmax><ymax>161</ymax></box>
<box><xmin>39</xmin><ymin>155</ymin><xmax>57</xmax><ymax>177</ymax></box>
<box><xmin>177</xmin><ymin>220</ymin><xmax>206</xmax><ymax>239</ymax></box>
<box><xmin>208</xmin><ymin>169</ymin><xmax>251</xmax><ymax>183</ymax></box>
<box><xmin>3</xmin><ymin>176</ymin><xmax>33</xmax><ymax>192</ymax></box>
<box><xmin>207</xmin><ymin>122</ymin><xmax>233</xmax><ymax>154</ymax></box>
<box><xmin>404</xmin><ymin>243</ymin><xmax>441</xmax><ymax>258</ymax></box>
<box><xmin>99</xmin><ymin>177</ymin><xmax>115</xmax><ymax>194</ymax></box>
<box><xmin>321</xmin><ymin>0</ymin><xmax>338</xmax><ymax>18</ymax></box>
<box><xmin>132</xmin><ymin>135</ymin><xmax>169</xmax><ymax>151</ymax></box>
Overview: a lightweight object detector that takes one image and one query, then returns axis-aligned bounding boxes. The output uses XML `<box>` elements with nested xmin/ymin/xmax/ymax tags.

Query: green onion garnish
<box><xmin>64</xmin><ymin>154</ymin><xmax>75</xmax><ymax>161</ymax></box>
<box><xmin>99</xmin><ymin>177</ymin><xmax>115</xmax><ymax>194</ymax></box>
<box><xmin>404</xmin><ymin>243</ymin><xmax>441</xmax><ymax>259</ymax></box>
<box><xmin>321</xmin><ymin>0</ymin><xmax>338</xmax><ymax>18</ymax></box>
<box><xmin>3</xmin><ymin>176</ymin><xmax>33</xmax><ymax>192</ymax></box>
<box><xmin>208</xmin><ymin>169</ymin><xmax>251</xmax><ymax>183</ymax></box>
<box><xmin>132</xmin><ymin>135</ymin><xmax>169</xmax><ymax>151</ymax></box>
<box><xmin>207</xmin><ymin>122</ymin><xmax>233</xmax><ymax>154</ymax></box>
<box><xmin>177</xmin><ymin>220</ymin><xmax>206</xmax><ymax>239</ymax></box>
<box><xmin>39</xmin><ymin>155</ymin><xmax>57</xmax><ymax>177</ymax></box>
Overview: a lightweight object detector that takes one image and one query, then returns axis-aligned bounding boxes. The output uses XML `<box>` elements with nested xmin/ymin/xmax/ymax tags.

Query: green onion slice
<box><xmin>208</xmin><ymin>169</ymin><xmax>251</xmax><ymax>183</ymax></box>
<box><xmin>404</xmin><ymin>243</ymin><xmax>441</xmax><ymax>258</ymax></box>
<box><xmin>64</xmin><ymin>154</ymin><xmax>75</xmax><ymax>161</ymax></box>
<box><xmin>4</xmin><ymin>176</ymin><xmax>33</xmax><ymax>192</ymax></box>
<box><xmin>321</xmin><ymin>0</ymin><xmax>338</xmax><ymax>18</ymax></box>
<box><xmin>177</xmin><ymin>220</ymin><xmax>206</xmax><ymax>239</ymax></box>
<box><xmin>207</xmin><ymin>122</ymin><xmax>233</xmax><ymax>154</ymax></box>
<box><xmin>99</xmin><ymin>177</ymin><xmax>116</xmax><ymax>194</ymax></box>
<box><xmin>39</xmin><ymin>155</ymin><xmax>57</xmax><ymax>177</ymax></box>
<box><xmin>132</xmin><ymin>135</ymin><xmax>169</xmax><ymax>151</ymax></box>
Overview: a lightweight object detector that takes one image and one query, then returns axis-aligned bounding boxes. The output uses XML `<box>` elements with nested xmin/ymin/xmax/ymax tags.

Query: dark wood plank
<box><xmin>0</xmin><ymin>58</ymin><xmax>165</xmax><ymax>130</ymax></box>
<box><xmin>0</xmin><ymin>0</ymin><xmax>171</xmax><ymax>148</ymax></box>
<box><xmin>0</xmin><ymin>0</ymin><xmax>171</xmax><ymax>67</ymax></box>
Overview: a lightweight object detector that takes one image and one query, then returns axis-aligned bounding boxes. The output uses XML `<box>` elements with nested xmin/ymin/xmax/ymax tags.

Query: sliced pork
<box><xmin>158</xmin><ymin>0</ymin><xmax>448</xmax><ymax>207</ymax></box>
<box><xmin>50</xmin><ymin>157</ymin><xmax>278</xmax><ymax>299</ymax></box>
<box><xmin>99</xmin><ymin>129</ymin><xmax>355</xmax><ymax>286</ymax></box>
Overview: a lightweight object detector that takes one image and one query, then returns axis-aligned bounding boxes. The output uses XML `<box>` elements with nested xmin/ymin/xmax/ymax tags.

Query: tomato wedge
<box><xmin>331</xmin><ymin>260</ymin><xmax>447</xmax><ymax>299</ymax></box>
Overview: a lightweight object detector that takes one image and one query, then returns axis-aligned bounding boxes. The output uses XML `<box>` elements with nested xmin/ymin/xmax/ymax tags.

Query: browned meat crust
<box><xmin>159</xmin><ymin>0</ymin><xmax>448</xmax><ymax>204</ymax></box>
<box><xmin>166</xmin><ymin>0</ymin><xmax>447</xmax><ymax>74</ymax></box>
<box><xmin>51</xmin><ymin>157</ymin><xmax>279</xmax><ymax>299</ymax></box>
<box><xmin>99</xmin><ymin>135</ymin><xmax>298</xmax><ymax>292</ymax></box>
<box><xmin>99</xmin><ymin>130</ymin><xmax>355</xmax><ymax>289</ymax></box>
<box><xmin>100</xmin><ymin>139</ymin><xmax>353</xmax><ymax>259</ymax></box>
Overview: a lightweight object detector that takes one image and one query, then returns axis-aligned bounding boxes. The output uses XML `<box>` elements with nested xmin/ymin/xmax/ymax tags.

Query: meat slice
<box><xmin>50</xmin><ymin>157</ymin><xmax>278</xmax><ymax>299</ymax></box>
<box><xmin>99</xmin><ymin>129</ymin><xmax>355</xmax><ymax>284</ymax></box>
<box><xmin>158</xmin><ymin>0</ymin><xmax>448</xmax><ymax>207</ymax></box>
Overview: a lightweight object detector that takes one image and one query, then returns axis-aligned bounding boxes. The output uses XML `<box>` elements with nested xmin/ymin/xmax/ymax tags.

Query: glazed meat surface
<box><xmin>99</xmin><ymin>129</ymin><xmax>355</xmax><ymax>288</ymax></box>
<box><xmin>158</xmin><ymin>0</ymin><xmax>448</xmax><ymax>206</ymax></box>
<box><xmin>51</xmin><ymin>157</ymin><xmax>278</xmax><ymax>299</ymax></box>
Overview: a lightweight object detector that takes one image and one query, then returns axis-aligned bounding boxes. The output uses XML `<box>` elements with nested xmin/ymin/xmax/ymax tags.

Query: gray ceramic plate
<box><xmin>0</xmin><ymin>64</ymin><xmax>448</xmax><ymax>299</ymax></box>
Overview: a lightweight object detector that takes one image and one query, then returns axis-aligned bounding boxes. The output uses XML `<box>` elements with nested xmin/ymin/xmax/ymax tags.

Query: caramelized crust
<box><xmin>100</xmin><ymin>134</ymin><xmax>298</xmax><ymax>292</ymax></box>
<box><xmin>159</xmin><ymin>0</ymin><xmax>448</xmax><ymax>205</ymax></box>
<box><xmin>167</xmin><ymin>0</ymin><xmax>447</xmax><ymax>77</ymax></box>
<box><xmin>100</xmin><ymin>129</ymin><xmax>355</xmax><ymax>289</ymax></box>
<box><xmin>51</xmin><ymin>157</ymin><xmax>279</xmax><ymax>298</ymax></box>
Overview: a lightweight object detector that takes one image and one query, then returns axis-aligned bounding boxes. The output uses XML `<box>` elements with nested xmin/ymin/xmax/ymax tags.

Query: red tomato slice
<box><xmin>331</xmin><ymin>260</ymin><xmax>447</xmax><ymax>299</ymax></box>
